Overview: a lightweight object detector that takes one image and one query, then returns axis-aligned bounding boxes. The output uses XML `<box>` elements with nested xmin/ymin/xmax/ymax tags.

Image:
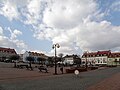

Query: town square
<box><xmin>0</xmin><ymin>0</ymin><xmax>120</xmax><ymax>90</ymax></box>
<box><xmin>0</xmin><ymin>61</ymin><xmax>120</xmax><ymax>90</ymax></box>
<box><xmin>0</xmin><ymin>47</ymin><xmax>120</xmax><ymax>90</ymax></box>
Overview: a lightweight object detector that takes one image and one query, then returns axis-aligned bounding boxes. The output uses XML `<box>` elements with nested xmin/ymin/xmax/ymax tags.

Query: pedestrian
<box><xmin>60</xmin><ymin>67</ymin><xmax>63</xmax><ymax>74</ymax></box>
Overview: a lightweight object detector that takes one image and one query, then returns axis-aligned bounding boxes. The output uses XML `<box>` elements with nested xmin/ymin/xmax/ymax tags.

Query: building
<box><xmin>81</xmin><ymin>50</ymin><xmax>120</xmax><ymax>66</ymax></box>
<box><xmin>63</xmin><ymin>54</ymin><xmax>81</xmax><ymax>65</ymax></box>
<box><xmin>95</xmin><ymin>50</ymin><xmax>111</xmax><ymax>66</ymax></box>
<box><xmin>23</xmin><ymin>51</ymin><xmax>48</xmax><ymax>63</ymax></box>
<box><xmin>18</xmin><ymin>54</ymin><xmax>23</xmax><ymax>62</ymax></box>
<box><xmin>108</xmin><ymin>52</ymin><xmax>120</xmax><ymax>66</ymax></box>
<box><xmin>0</xmin><ymin>47</ymin><xmax>17</xmax><ymax>61</ymax></box>
<box><xmin>81</xmin><ymin>52</ymin><xmax>97</xmax><ymax>66</ymax></box>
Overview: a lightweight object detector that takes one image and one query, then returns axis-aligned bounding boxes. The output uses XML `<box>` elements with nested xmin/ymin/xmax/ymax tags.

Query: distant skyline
<box><xmin>0</xmin><ymin>0</ymin><xmax>120</xmax><ymax>55</ymax></box>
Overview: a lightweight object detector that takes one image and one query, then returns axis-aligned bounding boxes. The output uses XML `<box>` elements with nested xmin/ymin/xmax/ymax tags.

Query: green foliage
<box><xmin>26</xmin><ymin>56</ymin><xmax>34</xmax><ymax>68</ymax></box>
<box><xmin>74</xmin><ymin>59</ymin><xmax>81</xmax><ymax>65</ymax></box>
<box><xmin>9</xmin><ymin>55</ymin><xmax>20</xmax><ymax>61</ymax></box>
<box><xmin>9</xmin><ymin>55</ymin><xmax>20</xmax><ymax>67</ymax></box>
<box><xmin>37</xmin><ymin>57</ymin><xmax>46</xmax><ymax>65</ymax></box>
<box><xmin>48</xmin><ymin>57</ymin><xmax>54</xmax><ymax>63</ymax></box>
<box><xmin>26</xmin><ymin>56</ymin><xmax>34</xmax><ymax>62</ymax></box>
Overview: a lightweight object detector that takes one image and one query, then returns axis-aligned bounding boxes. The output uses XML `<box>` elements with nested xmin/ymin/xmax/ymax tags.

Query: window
<box><xmin>97</xmin><ymin>54</ymin><xmax>99</xmax><ymax>56</ymax></box>
<box><xmin>103</xmin><ymin>60</ymin><xmax>106</xmax><ymax>63</ymax></box>
<box><xmin>114</xmin><ymin>59</ymin><xmax>117</xmax><ymax>62</ymax></box>
<box><xmin>98</xmin><ymin>60</ymin><xmax>100</xmax><ymax>63</ymax></box>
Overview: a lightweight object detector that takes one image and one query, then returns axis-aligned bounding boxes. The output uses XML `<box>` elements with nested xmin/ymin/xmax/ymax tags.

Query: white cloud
<box><xmin>0</xmin><ymin>0</ymin><xmax>120</xmax><ymax>55</ymax></box>
<box><xmin>76</xmin><ymin>19</ymin><xmax>120</xmax><ymax>51</ymax></box>
<box><xmin>43</xmin><ymin>0</ymin><xmax>97</xmax><ymax>29</ymax></box>
<box><xmin>0</xmin><ymin>0</ymin><xmax>19</xmax><ymax>21</ymax></box>
<box><xmin>0</xmin><ymin>27</ymin><xmax>3</xmax><ymax>35</ymax></box>
<box><xmin>0</xmin><ymin>36</ymin><xmax>16</xmax><ymax>48</ymax></box>
<box><xmin>111</xmin><ymin>1</ymin><xmax>120</xmax><ymax>12</ymax></box>
<box><xmin>23</xmin><ymin>0</ymin><xmax>41</xmax><ymax>24</ymax></box>
<box><xmin>36</xmin><ymin>0</ymin><xmax>120</xmax><ymax>54</ymax></box>
<box><xmin>9</xmin><ymin>28</ymin><xmax>22</xmax><ymax>39</ymax></box>
<box><xmin>21</xmin><ymin>0</ymin><xmax>46</xmax><ymax>25</ymax></box>
<box><xmin>0</xmin><ymin>26</ymin><xmax>17</xmax><ymax>49</ymax></box>
<box><xmin>35</xmin><ymin>0</ymin><xmax>99</xmax><ymax>54</ymax></box>
<box><xmin>0</xmin><ymin>26</ymin><xmax>27</xmax><ymax>53</ymax></box>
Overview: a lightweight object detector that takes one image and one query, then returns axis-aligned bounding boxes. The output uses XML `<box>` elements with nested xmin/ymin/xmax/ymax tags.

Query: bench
<box><xmin>17</xmin><ymin>64</ymin><xmax>33</xmax><ymax>70</ymax></box>
<box><xmin>17</xmin><ymin>64</ymin><xmax>28</xmax><ymax>68</ymax></box>
<box><xmin>38</xmin><ymin>66</ymin><xmax>48</xmax><ymax>73</ymax></box>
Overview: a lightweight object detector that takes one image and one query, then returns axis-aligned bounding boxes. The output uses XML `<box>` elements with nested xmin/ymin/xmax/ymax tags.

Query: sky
<box><xmin>0</xmin><ymin>0</ymin><xmax>120</xmax><ymax>56</ymax></box>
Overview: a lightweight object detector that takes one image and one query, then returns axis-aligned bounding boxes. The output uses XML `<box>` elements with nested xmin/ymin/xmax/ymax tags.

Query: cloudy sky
<box><xmin>0</xmin><ymin>0</ymin><xmax>120</xmax><ymax>55</ymax></box>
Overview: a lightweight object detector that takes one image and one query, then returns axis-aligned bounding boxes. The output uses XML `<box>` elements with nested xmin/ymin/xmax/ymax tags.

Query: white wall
<box><xmin>23</xmin><ymin>51</ymin><xmax>29</xmax><ymax>62</ymax></box>
<box><xmin>64</xmin><ymin>57</ymin><xmax>74</xmax><ymax>65</ymax></box>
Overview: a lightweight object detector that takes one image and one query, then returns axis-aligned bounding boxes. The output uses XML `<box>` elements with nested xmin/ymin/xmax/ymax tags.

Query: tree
<box><xmin>74</xmin><ymin>59</ymin><xmax>81</xmax><ymax>65</ymax></box>
<box><xmin>37</xmin><ymin>57</ymin><xmax>46</xmax><ymax>65</ymax></box>
<box><xmin>26</xmin><ymin>56</ymin><xmax>34</xmax><ymax>68</ymax></box>
<box><xmin>1</xmin><ymin>56</ymin><xmax>6</xmax><ymax>62</ymax></box>
<box><xmin>47</xmin><ymin>57</ymin><xmax>54</xmax><ymax>67</ymax></box>
<box><xmin>9</xmin><ymin>55</ymin><xmax>20</xmax><ymax>67</ymax></box>
<box><xmin>73</xmin><ymin>56</ymin><xmax>81</xmax><ymax>67</ymax></box>
<box><xmin>58</xmin><ymin>53</ymin><xmax>64</xmax><ymax>63</ymax></box>
<box><xmin>37</xmin><ymin>57</ymin><xmax>41</xmax><ymax>65</ymax></box>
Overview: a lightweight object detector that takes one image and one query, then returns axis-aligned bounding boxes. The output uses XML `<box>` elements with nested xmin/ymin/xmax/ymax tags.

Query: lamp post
<box><xmin>85</xmin><ymin>51</ymin><xmax>88</xmax><ymax>70</ymax></box>
<box><xmin>52</xmin><ymin>43</ymin><xmax>60</xmax><ymax>75</ymax></box>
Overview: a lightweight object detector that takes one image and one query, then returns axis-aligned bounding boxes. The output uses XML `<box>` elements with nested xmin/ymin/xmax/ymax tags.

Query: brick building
<box><xmin>0</xmin><ymin>47</ymin><xmax>17</xmax><ymax>61</ymax></box>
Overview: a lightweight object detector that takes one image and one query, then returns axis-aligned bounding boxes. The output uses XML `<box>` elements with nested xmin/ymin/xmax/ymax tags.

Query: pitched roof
<box><xmin>82</xmin><ymin>52</ymin><xmax>97</xmax><ymax>57</ymax></box>
<box><xmin>97</xmin><ymin>50</ymin><xmax>111</xmax><ymax>55</ymax></box>
<box><xmin>82</xmin><ymin>50</ymin><xmax>111</xmax><ymax>57</ymax></box>
<box><xmin>0</xmin><ymin>47</ymin><xmax>17</xmax><ymax>54</ymax></box>
<box><xmin>109</xmin><ymin>52</ymin><xmax>120</xmax><ymax>58</ymax></box>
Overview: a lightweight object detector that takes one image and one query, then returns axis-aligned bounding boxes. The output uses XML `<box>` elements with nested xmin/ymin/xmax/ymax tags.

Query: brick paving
<box><xmin>0</xmin><ymin>62</ymin><xmax>69</xmax><ymax>82</ymax></box>
<box><xmin>0</xmin><ymin>62</ymin><xmax>120</xmax><ymax>90</ymax></box>
<box><xmin>87</xmin><ymin>72</ymin><xmax>120</xmax><ymax>90</ymax></box>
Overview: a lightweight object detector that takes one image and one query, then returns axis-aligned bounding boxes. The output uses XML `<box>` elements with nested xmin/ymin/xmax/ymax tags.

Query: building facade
<box><xmin>108</xmin><ymin>52</ymin><xmax>120</xmax><ymax>66</ymax></box>
<box><xmin>81</xmin><ymin>50</ymin><xmax>120</xmax><ymax>66</ymax></box>
<box><xmin>23</xmin><ymin>51</ymin><xmax>48</xmax><ymax>63</ymax></box>
<box><xmin>0</xmin><ymin>47</ymin><xmax>17</xmax><ymax>61</ymax></box>
<box><xmin>63</xmin><ymin>55</ymin><xmax>81</xmax><ymax>65</ymax></box>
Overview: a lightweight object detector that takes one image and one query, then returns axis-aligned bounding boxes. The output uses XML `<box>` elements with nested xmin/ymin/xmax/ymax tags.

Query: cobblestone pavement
<box><xmin>0</xmin><ymin>62</ymin><xmax>120</xmax><ymax>90</ymax></box>
<box><xmin>87</xmin><ymin>72</ymin><xmax>120</xmax><ymax>90</ymax></box>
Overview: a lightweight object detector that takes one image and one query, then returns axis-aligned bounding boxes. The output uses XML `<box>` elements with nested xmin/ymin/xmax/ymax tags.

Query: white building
<box><xmin>108</xmin><ymin>52</ymin><xmax>120</xmax><ymax>66</ymax></box>
<box><xmin>81</xmin><ymin>50</ymin><xmax>111</xmax><ymax>66</ymax></box>
<box><xmin>23</xmin><ymin>51</ymin><xmax>48</xmax><ymax>63</ymax></box>
<box><xmin>64</xmin><ymin>55</ymin><xmax>81</xmax><ymax>65</ymax></box>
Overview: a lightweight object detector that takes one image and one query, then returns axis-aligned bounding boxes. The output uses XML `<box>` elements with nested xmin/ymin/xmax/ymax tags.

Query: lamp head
<box><xmin>52</xmin><ymin>45</ymin><xmax>54</xmax><ymax>49</ymax></box>
<box><xmin>57</xmin><ymin>44</ymin><xmax>60</xmax><ymax>48</ymax></box>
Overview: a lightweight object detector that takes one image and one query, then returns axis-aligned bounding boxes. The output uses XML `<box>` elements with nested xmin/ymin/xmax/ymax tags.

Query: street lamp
<box><xmin>52</xmin><ymin>43</ymin><xmax>60</xmax><ymax>75</ymax></box>
<box><xmin>85</xmin><ymin>51</ymin><xmax>88</xmax><ymax>70</ymax></box>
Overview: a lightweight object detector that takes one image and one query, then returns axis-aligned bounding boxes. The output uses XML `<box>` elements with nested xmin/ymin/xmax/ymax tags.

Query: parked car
<box><xmin>4</xmin><ymin>59</ymin><xmax>12</xmax><ymax>63</ymax></box>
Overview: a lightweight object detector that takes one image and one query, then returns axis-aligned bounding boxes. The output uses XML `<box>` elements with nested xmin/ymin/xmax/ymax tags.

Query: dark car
<box><xmin>4</xmin><ymin>59</ymin><xmax>12</xmax><ymax>63</ymax></box>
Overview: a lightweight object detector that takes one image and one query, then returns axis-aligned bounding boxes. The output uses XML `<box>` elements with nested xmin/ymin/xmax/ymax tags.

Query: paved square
<box><xmin>0</xmin><ymin>62</ymin><xmax>120</xmax><ymax>90</ymax></box>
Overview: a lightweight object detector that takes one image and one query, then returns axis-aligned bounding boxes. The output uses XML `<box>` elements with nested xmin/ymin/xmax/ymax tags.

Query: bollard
<box><xmin>74</xmin><ymin>70</ymin><xmax>79</xmax><ymax>77</ymax></box>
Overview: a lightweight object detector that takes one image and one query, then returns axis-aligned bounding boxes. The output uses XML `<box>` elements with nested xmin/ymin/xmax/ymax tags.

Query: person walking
<box><xmin>60</xmin><ymin>67</ymin><xmax>63</xmax><ymax>74</ymax></box>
